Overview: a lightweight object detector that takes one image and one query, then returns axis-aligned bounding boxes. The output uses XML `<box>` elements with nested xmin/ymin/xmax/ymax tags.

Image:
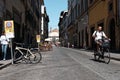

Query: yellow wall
<box><xmin>88</xmin><ymin>0</ymin><xmax>120</xmax><ymax>50</ymax></box>
<box><xmin>88</xmin><ymin>1</ymin><xmax>108</xmax><ymax>27</ymax></box>
<box><xmin>88</xmin><ymin>1</ymin><xmax>108</xmax><ymax>47</ymax></box>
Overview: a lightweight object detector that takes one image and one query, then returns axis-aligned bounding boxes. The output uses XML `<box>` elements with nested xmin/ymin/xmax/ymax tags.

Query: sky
<box><xmin>44</xmin><ymin>0</ymin><xmax>67</xmax><ymax>30</ymax></box>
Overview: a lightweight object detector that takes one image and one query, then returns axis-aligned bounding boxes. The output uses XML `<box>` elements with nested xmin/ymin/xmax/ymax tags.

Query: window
<box><xmin>89</xmin><ymin>0</ymin><xmax>93</xmax><ymax>4</ymax></box>
<box><xmin>85</xmin><ymin>0</ymin><xmax>88</xmax><ymax>10</ymax></box>
<box><xmin>118</xmin><ymin>0</ymin><xmax>120</xmax><ymax>16</ymax></box>
<box><xmin>81</xmin><ymin>0</ymin><xmax>84</xmax><ymax>12</ymax></box>
<box><xmin>78</xmin><ymin>4</ymin><xmax>80</xmax><ymax>15</ymax></box>
<box><xmin>75</xmin><ymin>5</ymin><xmax>77</xmax><ymax>18</ymax></box>
<box><xmin>108</xmin><ymin>3</ymin><xmax>113</xmax><ymax>12</ymax></box>
<box><xmin>117</xmin><ymin>0</ymin><xmax>120</xmax><ymax>25</ymax></box>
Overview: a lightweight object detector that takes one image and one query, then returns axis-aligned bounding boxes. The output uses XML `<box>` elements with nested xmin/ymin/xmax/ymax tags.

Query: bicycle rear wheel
<box><xmin>14</xmin><ymin>50</ymin><xmax>30</xmax><ymax>64</ymax></box>
<box><xmin>104</xmin><ymin>49</ymin><xmax>110</xmax><ymax>64</ymax></box>
<box><xmin>94</xmin><ymin>51</ymin><xmax>100</xmax><ymax>61</ymax></box>
<box><xmin>29</xmin><ymin>52</ymin><xmax>42</xmax><ymax>64</ymax></box>
<box><xmin>14</xmin><ymin>50</ymin><xmax>22</xmax><ymax>63</ymax></box>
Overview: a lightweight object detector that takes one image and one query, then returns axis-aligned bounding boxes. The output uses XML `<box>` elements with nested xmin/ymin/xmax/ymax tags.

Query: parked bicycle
<box><xmin>13</xmin><ymin>43</ymin><xmax>42</xmax><ymax>64</ymax></box>
<box><xmin>94</xmin><ymin>38</ymin><xmax>111</xmax><ymax>64</ymax></box>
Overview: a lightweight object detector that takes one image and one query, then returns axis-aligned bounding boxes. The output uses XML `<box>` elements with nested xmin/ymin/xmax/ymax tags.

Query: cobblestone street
<box><xmin>0</xmin><ymin>47</ymin><xmax>120</xmax><ymax>80</ymax></box>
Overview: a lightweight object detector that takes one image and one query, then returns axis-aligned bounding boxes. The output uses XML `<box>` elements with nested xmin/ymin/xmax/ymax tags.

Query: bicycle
<box><xmin>13</xmin><ymin>43</ymin><xmax>42</xmax><ymax>64</ymax></box>
<box><xmin>94</xmin><ymin>39</ymin><xmax>111</xmax><ymax>64</ymax></box>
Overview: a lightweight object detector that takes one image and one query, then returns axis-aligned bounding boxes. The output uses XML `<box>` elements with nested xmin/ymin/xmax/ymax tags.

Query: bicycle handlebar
<box><xmin>14</xmin><ymin>42</ymin><xmax>38</xmax><ymax>48</ymax></box>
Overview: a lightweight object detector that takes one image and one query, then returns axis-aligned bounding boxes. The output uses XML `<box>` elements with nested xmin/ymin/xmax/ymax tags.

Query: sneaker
<box><xmin>3</xmin><ymin>59</ymin><xmax>6</xmax><ymax>61</ymax></box>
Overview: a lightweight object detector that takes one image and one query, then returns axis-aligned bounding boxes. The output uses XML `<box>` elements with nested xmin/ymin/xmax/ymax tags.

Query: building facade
<box><xmin>0</xmin><ymin>0</ymin><xmax>5</xmax><ymax>34</ymax></box>
<box><xmin>49</xmin><ymin>28</ymin><xmax>59</xmax><ymax>43</ymax></box>
<box><xmin>41</xmin><ymin>6</ymin><xmax>49</xmax><ymax>41</ymax></box>
<box><xmin>59</xmin><ymin>0</ymin><xmax>88</xmax><ymax>48</ymax></box>
<box><xmin>59</xmin><ymin>0</ymin><xmax>120</xmax><ymax>51</ymax></box>
<box><xmin>58</xmin><ymin>11</ymin><xmax>68</xmax><ymax>47</ymax></box>
<box><xmin>88</xmin><ymin>0</ymin><xmax>120</xmax><ymax>51</ymax></box>
<box><xmin>77</xmin><ymin>0</ymin><xmax>88</xmax><ymax>48</ymax></box>
<box><xmin>67</xmin><ymin>0</ymin><xmax>77</xmax><ymax>47</ymax></box>
<box><xmin>0</xmin><ymin>0</ymin><xmax>49</xmax><ymax>45</ymax></box>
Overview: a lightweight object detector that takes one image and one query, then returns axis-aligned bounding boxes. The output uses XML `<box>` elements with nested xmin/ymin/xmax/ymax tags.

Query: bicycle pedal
<box><xmin>24</xmin><ymin>56</ymin><xmax>29</xmax><ymax>59</ymax></box>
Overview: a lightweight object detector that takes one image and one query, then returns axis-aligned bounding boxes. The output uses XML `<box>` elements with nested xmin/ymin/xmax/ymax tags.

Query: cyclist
<box><xmin>92</xmin><ymin>26</ymin><xmax>108</xmax><ymax>53</ymax></box>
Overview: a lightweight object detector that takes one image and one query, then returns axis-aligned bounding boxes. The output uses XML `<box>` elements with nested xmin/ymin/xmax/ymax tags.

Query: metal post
<box><xmin>38</xmin><ymin>43</ymin><xmax>39</xmax><ymax>52</ymax></box>
<box><xmin>10</xmin><ymin>39</ymin><xmax>14</xmax><ymax>64</ymax></box>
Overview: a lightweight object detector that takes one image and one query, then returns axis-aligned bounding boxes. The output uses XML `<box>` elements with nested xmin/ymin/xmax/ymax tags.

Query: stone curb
<box><xmin>0</xmin><ymin>61</ymin><xmax>12</xmax><ymax>70</ymax></box>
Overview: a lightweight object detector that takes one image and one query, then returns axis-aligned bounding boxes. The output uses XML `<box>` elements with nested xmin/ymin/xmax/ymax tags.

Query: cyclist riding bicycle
<box><xmin>92</xmin><ymin>26</ymin><xmax>108</xmax><ymax>53</ymax></box>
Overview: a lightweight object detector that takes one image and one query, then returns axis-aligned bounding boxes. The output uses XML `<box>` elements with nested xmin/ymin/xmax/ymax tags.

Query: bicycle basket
<box><xmin>102</xmin><ymin>40</ymin><xmax>110</xmax><ymax>48</ymax></box>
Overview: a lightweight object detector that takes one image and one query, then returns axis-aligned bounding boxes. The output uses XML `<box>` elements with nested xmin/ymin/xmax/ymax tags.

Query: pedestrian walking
<box><xmin>72</xmin><ymin>44</ymin><xmax>74</xmax><ymax>48</ymax></box>
<box><xmin>68</xmin><ymin>42</ymin><xmax>70</xmax><ymax>48</ymax></box>
<box><xmin>0</xmin><ymin>31</ymin><xmax>10</xmax><ymax>60</ymax></box>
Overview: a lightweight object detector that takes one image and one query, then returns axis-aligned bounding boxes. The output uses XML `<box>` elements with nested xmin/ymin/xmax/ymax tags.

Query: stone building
<box><xmin>49</xmin><ymin>28</ymin><xmax>59</xmax><ymax>43</ymax></box>
<box><xmin>59</xmin><ymin>0</ymin><xmax>120</xmax><ymax>51</ymax></box>
<box><xmin>59</xmin><ymin>0</ymin><xmax>88</xmax><ymax>48</ymax></box>
<box><xmin>41</xmin><ymin>5</ymin><xmax>49</xmax><ymax>41</ymax></box>
<box><xmin>58</xmin><ymin>11</ymin><xmax>68</xmax><ymax>47</ymax></box>
<box><xmin>88</xmin><ymin>0</ymin><xmax>120</xmax><ymax>51</ymax></box>
<box><xmin>0</xmin><ymin>0</ymin><xmax>49</xmax><ymax>45</ymax></box>
<box><xmin>76</xmin><ymin>0</ymin><xmax>88</xmax><ymax>48</ymax></box>
<box><xmin>0</xmin><ymin>0</ymin><xmax>5</xmax><ymax>34</ymax></box>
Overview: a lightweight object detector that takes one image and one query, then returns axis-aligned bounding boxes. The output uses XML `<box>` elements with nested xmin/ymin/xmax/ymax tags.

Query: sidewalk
<box><xmin>0</xmin><ymin>60</ymin><xmax>12</xmax><ymax>70</ymax></box>
<box><xmin>65</xmin><ymin>48</ymin><xmax>120</xmax><ymax>61</ymax></box>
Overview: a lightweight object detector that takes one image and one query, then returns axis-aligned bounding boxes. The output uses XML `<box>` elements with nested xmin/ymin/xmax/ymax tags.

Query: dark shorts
<box><xmin>95</xmin><ymin>39</ymin><xmax>103</xmax><ymax>44</ymax></box>
<box><xmin>94</xmin><ymin>39</ymin><xmax>103</xmax><ymax>51</ymax></box>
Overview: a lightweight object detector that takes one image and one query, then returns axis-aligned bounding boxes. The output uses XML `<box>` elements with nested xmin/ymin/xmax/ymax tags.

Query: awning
<box><xmin>45</xmin><ymin>38</ymin><xmax>52</xmax><ymax>41</ymax></box>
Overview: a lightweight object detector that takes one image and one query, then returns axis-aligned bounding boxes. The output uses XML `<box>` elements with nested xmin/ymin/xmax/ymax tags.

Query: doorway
<box><xmin>91</xmin><ymin>27</ymin><xmax>95</xmax><ymax>49</ymax></box>
<box><xmin>109</xmin><ymin>19</ymin><xmax>116</xmax><ymax>50</ymax></box>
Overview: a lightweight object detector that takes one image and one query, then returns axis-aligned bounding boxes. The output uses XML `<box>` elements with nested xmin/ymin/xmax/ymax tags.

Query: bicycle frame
<box><xmin>14</xmin><ymin>45</ymin><xmax>42</xmax><ymax>64</ymax></box>
<box><xmin>15</xmin><ymin>46</ymin><xmax>33</xmax><ymax>56</ymax></box>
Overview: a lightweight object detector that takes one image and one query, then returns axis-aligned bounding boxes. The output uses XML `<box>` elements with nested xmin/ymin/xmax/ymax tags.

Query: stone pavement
<box><xmin>0</xmin><ymin>60</ymin><xmax>12</xmax><ymax>70</ymax></box>
<box><xmin>0</xmin><ymin>47</ymin><xmax>120</xmax><ymax>70</ymax></box>
<box><xmin>66</xmin><ymin>48</ymin><xmax>120</xmax><ymax>61</ymax></box>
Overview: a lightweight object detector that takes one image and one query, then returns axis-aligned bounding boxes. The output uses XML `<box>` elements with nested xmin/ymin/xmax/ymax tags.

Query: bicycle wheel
<box><xmin>29</xmin><ymin>52</ymin><xmax>42</xmax><ymax>64</ymax></box>
<box><xmin>94</xmin><ymin>51</ymin><xmax>100</xmax><ymax>61</ymax></box>
<box><xmin>104</xmin><ymin>49</ymin><xmax>110</xmax><ymax>64</ymax></box>
<box><xmin>14</xmin><ymin>50</ymin><xmax>31</xmax><ymax>64</ymax></box>
<box><xmin>14</xmin><ymin>50</ymin><xmax>22</xmax><ymax>63</ymax></box>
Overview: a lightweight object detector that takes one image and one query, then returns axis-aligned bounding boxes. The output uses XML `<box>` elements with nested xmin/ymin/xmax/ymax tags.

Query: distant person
<box><xmin>0</xmin><ymin>31</ymin><xmax>10</xmax><ymax>60</ymax></box>
<box><xmin>68</xmin><ymin>42</ymin><xmax>70</xmax><ymax>48</ymax></box>
<box><xmin>72</xmin><ymin>44</ymin><xmax>74</xmax><ymax>48</ymax></box>
<box><xmin>55</xmin><ymin>42</ymin><xmax>59</xmax><ymax>47</ymax></box>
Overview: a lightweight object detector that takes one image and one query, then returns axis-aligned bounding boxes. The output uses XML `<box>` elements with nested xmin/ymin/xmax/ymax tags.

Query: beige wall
<box><xmin>88</xmin><ymin>1</ymin><xmax>108</xmax><ymax>28</ymax></box>
<box><xmin>88</xmin><ymin>0</ymin><xmax>120</xmax><ymax>50</ymax></box>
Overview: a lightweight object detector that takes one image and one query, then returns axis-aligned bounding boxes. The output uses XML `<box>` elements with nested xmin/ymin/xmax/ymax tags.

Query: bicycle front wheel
<box><xmin>104</xmin><ymin>49</ymin><xmax>110</xmax><ymax>64</ymax></box>
<box><xmin>29</xmin><ymin>52</ymin><xmax>42</xmax><ymax>64</ymax></box>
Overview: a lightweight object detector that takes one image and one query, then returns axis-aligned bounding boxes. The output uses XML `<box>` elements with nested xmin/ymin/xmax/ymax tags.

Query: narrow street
<box><xmin>0</xmin><ymin>47</ymin><xmax>120</xmax><ymax>80</ymax></box>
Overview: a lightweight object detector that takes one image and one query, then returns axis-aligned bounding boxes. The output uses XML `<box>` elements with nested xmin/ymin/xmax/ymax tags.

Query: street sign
<box><xmin>36</xmin><ymin>35</ymin><xmax>41</xmax><ymax>43</ymax></box>
<box><xmin>4</xmin><ymin>20</ymin><xmax>14</xmax><ymax>64</ymax></box>
<box><xmin>4</xmin><ymin>20</ymin><xmax>14</xmax><ymax>38</ymax></box>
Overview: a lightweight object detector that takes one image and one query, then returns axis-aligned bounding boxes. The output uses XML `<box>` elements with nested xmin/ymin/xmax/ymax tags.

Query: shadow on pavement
<box><xmin>90</xmin><ymin>59</ymin><xmax>105</xmax><ymax>63</ymax></box>
<box><xmin>0</xmin><ymin>64</ymin><xmax>3</xmax><ymax>66</ymax></box>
